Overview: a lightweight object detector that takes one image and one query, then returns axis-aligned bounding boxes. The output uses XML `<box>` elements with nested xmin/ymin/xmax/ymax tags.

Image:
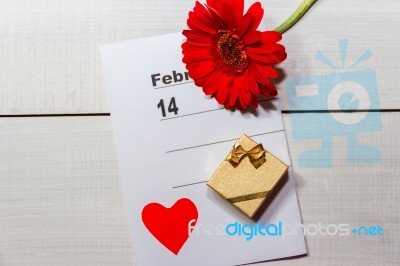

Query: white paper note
<box><xmin>100</xmin><ymin>32</ymin><xmax>307</xmax><ymax>266</ymax></box>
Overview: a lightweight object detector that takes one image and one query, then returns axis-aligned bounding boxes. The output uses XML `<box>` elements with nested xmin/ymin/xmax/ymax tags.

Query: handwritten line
<box><xmin>0</xmin><ymin>113</ymin><xmax>111</xmax><ymax>118</ymax></box>
<box><xmin>0</xmin><ymin>108</ymin><xmax>395</xmax><ymax>118</ymax></box>
<box><xmin>161</xmin><ymin>106</ymin><xmax>224</xmax><ymax>121</ymax></box>
<box><xmin>172</xmin><ymin>164</ymin><xmax>292</xmax><ymax>189</ymax></box>
<box><xmin>160</xmin><ymin>99</ymin><xmax>271</xmax><ymax>121</ymax></box>
<box><xmin>172</xmin><ymin>181</ymin><xmax>208</xmax><ymax>189</ymax></box>
<box><xmin>153</xmin><ymin>80</ymin><xmax>194</xmax><ymax>89</ymax></box>
<box><xmin>165</xmin><ymin>130</ymin><xmax>285</xmax><ymax>153</ymax></box>
<box><xmin>282</xmin><ymin>109</ymin><xmax>387</xmax><ymax>114</ymax></box>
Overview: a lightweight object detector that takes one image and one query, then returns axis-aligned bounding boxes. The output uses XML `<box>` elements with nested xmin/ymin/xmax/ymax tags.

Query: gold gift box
<box><xmin>207</xmin><ymin>135</ymin><xmax>288</xmax><ymax>218</ymax></box>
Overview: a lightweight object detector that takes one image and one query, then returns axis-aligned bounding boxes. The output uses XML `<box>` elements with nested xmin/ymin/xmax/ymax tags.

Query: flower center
<box><xmin>217</xmin><ymin>30</ymin><xmax>248</xmax><ymax>72</ymax></box>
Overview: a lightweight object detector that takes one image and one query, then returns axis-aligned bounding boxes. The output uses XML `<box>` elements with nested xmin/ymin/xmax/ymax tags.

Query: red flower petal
<box><xmin>227</xmin><ymin>84</ymin><xmax>239</xmax><ymax>107</ymax></box>
<box><xmin>246</xmin><ymin>44</ymin><xmax>276</xmax><ymax>55</ymax></box>
<box><xmin>181</xmin><ymin>43</ymin><xmax>211</xmax><ymax>58</ymax></box>
<box><xmin>193</xmin><ymin>73</ymin><xmax>212</xmax><ymax>87</ymax></box>
<box><xmin>249</xmin><ymin>44</ymin><xmax>286</xmax><ymax>64</ymax></box>
<box><xmin>238</xmin><ymin>2</ymin><xmax>263</xmax><ymax>35</ymax></box>
<box><xmin>237</xmin><ymin>12</ymin><xmax>252</xmax><ymax>36</ymax></box>
<box><xmin>203</xmin><ymin>70</ymin><xmax>224</xmax><ymax>95</ymax></box>
<box><xmin>206</xmin><ymin>0</ymin><xmax>241</xmax><ymax>29</ymax></box>
<box><xmin>215</xmin><ymin>81</ymin><xmax>230</xmax><ymax>104</ymax></box>
<box><xmin>184</xmin><ymin>39</ymin><xmax>213</xmax><ymax>48</ymax></box>
<box><xmin>273</xmin><ymin>44</ymin><xmax>287</xmax><ymax>63</ymax></box>
<box><xmin>259</xmin><ymin>82</ymin><xmax>278</xmax><ymax>97</ymax></box>
<box><xmin>228</xmin><ymin>74</ymin><xmax>245</xmax><ymax>106</ymax></box>
<box><xmin>182</xmin><ymin>56</ymin><xmax>213</xmax><ymax>66</ymax></box>
<box><xmin>188</xmin><ymin>60</ymin><xmax>215</xmax><ymax>79</ymax></box>
<box><xmin>193</xmin><ymin>1</ymin><xmax>220</xmax><ymax>28</ymax></box>
<box><xmin>251</xmin><ymin>94</ymin><xmax>259</xmax><ymax>108</ymax></box>
<box><xmin>239</xmin><ymin>88</ymin><xmax>251</xmax><ymax>109</ymax></box>
<box><xmin>246</xmin><ymin>72</ymin><xmax>259</xmax><ymax>95</ymax></box>
<box><xmin>243</xmin><ymin>31</ymin><xmax>262</xmax><ymax>44</ymax></box>
<box><xmin>229</xmin><ymin>0</ymin><xmax>244</xmax><ymax>29</ymax></box>
<box><xmin>249</xmin><ymin>54</ymin><xmax>280</xmax><ymax>64</ymax></box>
<box><xmin>249</xmin><ymin>64</ymin><xmax>274</xmax><ymax>85</ymax></box>
<box><xmin>185</xmin><ymin>59</ymin><xmax>213</xmax><ymax>71</ymax></box>
<box><xmin>188</xmin><ymin>2</ymin><xmax>221</xmax><ymax>33</ymax></box>
<box><xmin>206</xmin><ymin>0</ymin><xmax>217</xmax><ymax>9</ymax></box>
<box><xmin>188</xmin><ymin>12</ymin><xmax>217</xmax><ymax>35</ymax></box>
<box><xmin>182</xmin><ymin>0</ymin><xmax>286</xmax><ymax>110</ymax></box>
<box><xmin>251</xmin><ymin>63</ymin><xmax>279</xmax><ymax>79</ymax></box>
<box><xmin>183</xmin><ymin>30</ymin><xmax>213</xmax><ymax>43</ymax></box>
<box><xmin>261</xmin><ymin>31</ymin><xmax>282</xmax><ymax>43</ymax></box>
<box><xmin>215</xmin><ymin>0</ymin><xmax>236</xmax><ymax>28</ymax></box>
<box><xmin>204</xmin><ymin>3</ymin><xmax>227</xmax><ymax>29</ymax></box>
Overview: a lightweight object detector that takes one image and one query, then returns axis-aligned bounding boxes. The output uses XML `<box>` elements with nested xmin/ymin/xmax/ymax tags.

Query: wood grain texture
<box><xmin>0</xmin><ymin>114</ymin><xmax>398</xmax><ymax>265</ymax></box>
<box><xmin>0</xmin><ymin>117</ymin><xmax>132</xmax><ymax>266</ymax></box>
<box><xmin>0</xmin><ymin>0</ymin><xmax>399</xmax><ymax>114</ymax></box>
<box><xmin>0</xmin><ymin>0</ymin><xmax>399</xmax><ymax>265</ymax></box>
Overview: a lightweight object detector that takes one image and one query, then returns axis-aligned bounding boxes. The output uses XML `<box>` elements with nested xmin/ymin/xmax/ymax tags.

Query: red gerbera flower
<box><xmin>182</xmin><ymin>0</ymin><xmax>287</xmax><ymax>109</ymax></box>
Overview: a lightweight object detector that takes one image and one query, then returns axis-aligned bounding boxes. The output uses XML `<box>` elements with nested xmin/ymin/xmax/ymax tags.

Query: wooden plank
<box><xmin>0</xmin><ymin>113</ymin><xmax>398</xmax><ymax>265</ymax></box>
<box><xmin>0</xmin><ymin>117</ymin><xmax>132</xmax><ymax>265</ymax></box>
<box><xmin>281</xmin><ymin>113</ymin><xmax>400</xmax><ymax>265</ymax></box>
<box><xmin>0</xmin><ymin>0</ymin><xmax>399</xmax><ymax>114</ymax></box>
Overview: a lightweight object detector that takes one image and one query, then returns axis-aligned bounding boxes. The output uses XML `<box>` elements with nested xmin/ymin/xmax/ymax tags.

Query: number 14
<box><xmin>157</xmin><ymin>97</ymin><xmax>179</xmax><ymax>117</ymax></box>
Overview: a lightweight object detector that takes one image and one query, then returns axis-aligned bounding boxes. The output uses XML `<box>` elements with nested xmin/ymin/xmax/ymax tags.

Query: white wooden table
<box><xmin>0</xmin><ymin>0</ymin><xmax>399</xmax><ymax>265</ymax></box>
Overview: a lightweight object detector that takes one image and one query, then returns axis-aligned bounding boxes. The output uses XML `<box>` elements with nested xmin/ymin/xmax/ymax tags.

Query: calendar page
<box><xmin>100</xmin><ymin>32</ymin><xmax>306</xmax><ymax>266</ymax></box>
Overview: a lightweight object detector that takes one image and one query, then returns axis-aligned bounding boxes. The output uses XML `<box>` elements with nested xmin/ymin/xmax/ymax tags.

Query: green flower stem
<box><xmin>275</xmin><ymin>0</ymin><xmax>318</xmax><ymax>34</ymax></box>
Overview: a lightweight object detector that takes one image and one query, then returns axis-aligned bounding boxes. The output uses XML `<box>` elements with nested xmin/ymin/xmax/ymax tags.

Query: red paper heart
<box><xmin>141</xmin><ymin>198</ymin><xmax>198</xmax><ymax>255</ymax></box>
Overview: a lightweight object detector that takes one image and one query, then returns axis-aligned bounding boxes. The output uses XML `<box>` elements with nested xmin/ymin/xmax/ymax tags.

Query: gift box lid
<box><xmin>207</xmin><ymin>135</ymin><xmax>288</xmax><ymax>217</ymax></box>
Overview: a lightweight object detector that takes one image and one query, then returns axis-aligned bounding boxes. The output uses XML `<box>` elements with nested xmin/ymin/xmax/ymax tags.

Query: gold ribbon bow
<box><xmin>226</xmin><ymin>142</ymin><xmax>266</xmax><ymax>169</ymax></box>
